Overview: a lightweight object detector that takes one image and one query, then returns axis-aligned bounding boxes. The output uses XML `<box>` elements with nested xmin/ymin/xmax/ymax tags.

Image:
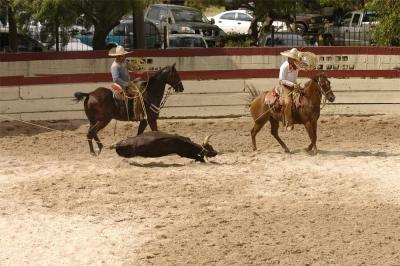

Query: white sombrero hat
<box><xmin>280</xmin><ymin>48</ymin><xmax>300</xmax><ymax>61</ymax></box>
<box><xmin>108</xmin><ymin>45</ymin><xmax>131</xmax><ymax>56</ymax></box>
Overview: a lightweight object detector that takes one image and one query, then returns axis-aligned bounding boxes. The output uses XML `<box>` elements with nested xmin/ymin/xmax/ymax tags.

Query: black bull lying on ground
<box><xmin>115</xmin><ymin>131</ymin><xmax>218</xmax><ymax>162</ymax></box>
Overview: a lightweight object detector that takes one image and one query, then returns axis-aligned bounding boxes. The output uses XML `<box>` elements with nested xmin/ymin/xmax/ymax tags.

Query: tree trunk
<box><xmin>92</xmin><ymin>25</ymin><xmax>109</xmax><ymax>50</ymax></box>
<box><xmin>92</xmin><ymin>22</ymin><xmax>117</xmax><ymax>50</ymax></box>
<box><xmin>7</xmin><ymin>4</ymin><xmax>17</xmax><ymax>52</ymax></box>
<box><xmin>133</xmin><ymin>8</ymin><xmax>144</xmax><ymax>49</ymax></box>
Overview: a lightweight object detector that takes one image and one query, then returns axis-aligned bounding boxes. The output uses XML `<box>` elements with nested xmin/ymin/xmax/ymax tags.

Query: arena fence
<box><xmin>0</xmin><ymin>47</ymin><xmax>399</xmax><ymax>120</ymax></box>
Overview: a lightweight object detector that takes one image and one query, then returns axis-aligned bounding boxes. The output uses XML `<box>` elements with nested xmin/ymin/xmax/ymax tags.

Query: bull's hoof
<box><xmin>90</xmin><ymin>151</ymin><xmax>97</xmax><ymax>156</ymax></box>
<box><xmin>284</xmin><ymin>148</ymin><xmax>291</xmax><ymax>153</ymax></box>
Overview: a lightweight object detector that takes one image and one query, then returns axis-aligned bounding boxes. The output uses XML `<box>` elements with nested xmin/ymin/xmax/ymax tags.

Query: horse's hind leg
<box><xmin>87</xmin><ymin>122</ymin><xmax>97</xmax><ymax>156</ymax></box>
<box><xmin>92</xmin><ymin>119</ymin><xmax>111</xmax><ymax>155</ymax></box>
<box><xmin>270</xmin><ymin>118</ymin><xmax>290</xmax><ymax>153</ymax></box>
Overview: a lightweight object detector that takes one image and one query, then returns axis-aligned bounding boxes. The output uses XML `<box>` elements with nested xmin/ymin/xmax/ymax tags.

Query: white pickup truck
<box><xmin>323</xmin><ymin>11</ymin><xmax>378</xmax><ymax>46</ymax></box>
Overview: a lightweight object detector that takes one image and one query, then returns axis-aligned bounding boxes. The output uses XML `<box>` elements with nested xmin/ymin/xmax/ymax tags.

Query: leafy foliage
<box><xmin>367</xmin><ymin>0</ymin><xmax>400</xmax><ymax>46</ymax></box>
<box><xmin>319</xmin><ymin>0</ymin><xmax>361</xmax><ymax>10</ymax></box>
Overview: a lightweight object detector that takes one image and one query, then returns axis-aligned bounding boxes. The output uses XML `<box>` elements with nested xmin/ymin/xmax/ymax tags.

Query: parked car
<box><xmin>0</xmin><ymin>31</ymin><xmax>48</xmax><ymax>52</ymax></box>
<box><xmin>166</xmin><ymin>34</ymin><xmax>208</xmax><ymax>48</ymax></box>
<box><xmin>258</xmin><ymin>32</ymin><xmax>309</xmax><ymax>47</ymax></box>
<box><xmin>52</xmin><ymin>38</ymin><xmax>93</xmax><ymax>51</ymax></box>
<box><xmin>76</xmin><ymin>20</ymin><xmax>161</xmax><ymax>49</ymax></box>
<box><xmin>144</xmin><ymin>4</ymin><xmax>224</xmax><ymax>47</ymax></box>
<box><xmin>322</xmin><ymin>10</ymin><xmax>378</xmax><ymax>46</ymax></box>
<box><xmin>295</xmin><ymin>14</ymin><xmax>325</xmax><ymax>34</ymax></box>
<box><xmin>208</xmin><ymin>9</ymin><xmax>253</xmax><ymax>34</ymax></box>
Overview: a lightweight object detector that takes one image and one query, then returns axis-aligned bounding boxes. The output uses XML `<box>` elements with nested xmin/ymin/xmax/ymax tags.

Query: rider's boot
<box><xmin>284</xmin><ymin>88</ymin><xmax>294</xmax><ymax>131</ymax></box>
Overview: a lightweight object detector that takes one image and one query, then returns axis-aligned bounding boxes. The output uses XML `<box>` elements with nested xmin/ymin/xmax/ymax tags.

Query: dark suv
<box><xmin>144</xmin><ymin>4</ymin><xmax>224</xmax><ymax>47</ymax></box>
<box><xmin>0</xmin><ymin>31</ymin><xmax>47</xmax><ymax>52</ymax></box>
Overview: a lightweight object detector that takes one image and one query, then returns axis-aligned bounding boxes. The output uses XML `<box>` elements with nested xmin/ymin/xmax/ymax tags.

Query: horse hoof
<box><xmin>90</xmin><ymin>152</ymin><xmax>97</xmax><ymax>156</ymax></box>
<box><xmin>307</xmin><ymin>150</ymin><xmax>317</xmax><ymax>156</ymax></box>
<box><xmin>284</xmin><ymin>149</ymin><xmax>291</xmax><ymax>154</ymax></box>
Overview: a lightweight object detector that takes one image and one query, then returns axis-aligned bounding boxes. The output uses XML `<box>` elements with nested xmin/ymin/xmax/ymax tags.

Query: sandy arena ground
<box><xmin>1</xmin><ymin>114</ymin><xmax>400</xmax><ymax>265</ymax></box>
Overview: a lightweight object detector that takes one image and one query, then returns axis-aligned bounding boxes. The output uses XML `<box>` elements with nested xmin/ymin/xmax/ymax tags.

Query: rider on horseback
<box><xmin>279</xmin><ymin>48</ymin><xmax>302</xmax><ymax>131</ymax></box>
<box><xmin>109</xmin><ymin>45</ymin><xmax>143</xmax><ymax>121</ymax></box>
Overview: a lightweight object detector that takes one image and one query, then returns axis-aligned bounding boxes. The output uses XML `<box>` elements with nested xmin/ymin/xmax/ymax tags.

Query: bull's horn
<box><xmin>203</xmin><ymin>135</ymin><xmax>212</xmax><ymax>145</ymax></box>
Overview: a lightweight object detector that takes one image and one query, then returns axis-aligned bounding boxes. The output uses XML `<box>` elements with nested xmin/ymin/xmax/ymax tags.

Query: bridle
<box><xmin>150</xmin><ymin>67</ymin><xmax>183</xmax><ymax>113</ymax></box>
<box><xmin>315</xmin><ymin>75</ymin><xmax>333</xmax><ymax>109</ymax></box>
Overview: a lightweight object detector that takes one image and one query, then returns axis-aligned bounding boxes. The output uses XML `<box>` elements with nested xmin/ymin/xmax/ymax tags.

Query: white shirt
<box><xmin>279</xmin><ymin>61</ymin><xmax>298</xmax><ymax>87</ymax></box>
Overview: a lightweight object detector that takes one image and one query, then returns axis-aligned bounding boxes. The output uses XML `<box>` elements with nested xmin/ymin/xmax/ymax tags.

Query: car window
<box><xmin>220</xmin><ymin>12</ymin><xmax>235</xmax><ymax>20</ymax></box>
<box><xmin>113</xmin><ymin>24</ymin><xmax>126</xmax><ymax>36</ymax></box>
<box><xmin>159</xmin><ymin>8</ymin><xmax>169</xmax><ymax>20</ymax></box>
<box><xmin>147</xmin><ymin>6</ymin><xmax>161</xmax><ymax>20</ymax></box>
<box><xmin>362</xmin><ymin>13</ymin><xmax>378</xmax><ymax>23</ymax></box>
<box><xmin>342</xmin><ymin>13</ymin><xmax>353</xmax><ymax>26</ymax></box>
<box><xmin>171</xmin><ymin>8</ymin><xmax>203</xmax><ymax>22</ymax></box>
<box><xmin>237</xmin><ymin>13</ymin><xmax>252</xmax><ymax>21</ymax></box>
<box><xmin>351</xmin><ymin>14</ymin><xmax>360</xmax><ymax>26</ymax></box>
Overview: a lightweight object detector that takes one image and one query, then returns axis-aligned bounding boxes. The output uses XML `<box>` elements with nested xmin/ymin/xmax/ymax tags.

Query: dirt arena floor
<box><xmin>1</xmin><ymin>114</ymin><xmax>400</xmax><ymax>265</ymax></box>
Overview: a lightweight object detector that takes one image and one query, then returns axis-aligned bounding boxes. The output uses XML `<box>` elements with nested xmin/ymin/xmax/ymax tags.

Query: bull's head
<box><xmin>201</xmin><ymin>135</ymin><xmax>218</xmax><ymax>159</ymax></box>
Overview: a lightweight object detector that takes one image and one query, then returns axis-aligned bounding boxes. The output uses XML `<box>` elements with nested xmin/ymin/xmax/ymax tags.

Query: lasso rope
<box><xmin>0</xmin><ymin>114</ymin><xmax>107</xmax><ymax>147</ymax></box>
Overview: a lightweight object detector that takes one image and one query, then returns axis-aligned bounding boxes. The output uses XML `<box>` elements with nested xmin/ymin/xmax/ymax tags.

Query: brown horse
<box><xmin>248</xmin><ymin>73</ymin><xmax>335</xmax><ymax>155</ymax></box>
<box><xmin>74</xmin><ymin>64</ymin><xmax>184</xmax><ymax>155</ymax></box>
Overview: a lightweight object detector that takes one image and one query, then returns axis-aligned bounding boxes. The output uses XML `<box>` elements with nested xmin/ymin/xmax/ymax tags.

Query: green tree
<box><xmin>71</xmin><ymin>0</ymin><xmax>152</xmax><ymax>50</ymax></box>
<box><xmin>1</xmin><ymin>0</ymin><xmax>18</xmax><ymax>52</ymax></box>
<box><xmin>185</xmin><ymin>0</ymin><xmax>225</xmax><ymax>11</ymax></box>
<box><xmin>319</xmin><ymin>0</ymin><xmax>362</xmax><ymax>10</ymax></box>
<box><xmin>367</xmin><ymin>0</ymin><xmax>400</xmax><ymax>46</ymax></box>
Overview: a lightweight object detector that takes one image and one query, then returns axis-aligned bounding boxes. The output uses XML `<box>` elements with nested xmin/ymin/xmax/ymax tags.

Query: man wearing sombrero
<box><xmin>109</xmin><ymin>46</ymin><xmax>143</xmax><ymax>121</ymax></box>
<box><xmin>279</xmin><ymin>48</ymin><xmax>302</xmax><ymax>131</ymax></box>
<box><xmin>109</xmin><ymin>45</ymin><xmax>132</xmax><ymax>90</ymax></box>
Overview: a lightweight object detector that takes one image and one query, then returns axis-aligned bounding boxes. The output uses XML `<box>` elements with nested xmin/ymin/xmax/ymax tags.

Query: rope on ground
<box><xmin>0</xmin><ymin>114</ymin><xmax>110</xmax><ymax>148</ymax></box>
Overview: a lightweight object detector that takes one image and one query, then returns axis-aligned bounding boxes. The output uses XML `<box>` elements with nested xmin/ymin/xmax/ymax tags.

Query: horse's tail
<box><xmin>74</xmin><ymin>92</ymin><xmax>90</xmax><ymax>103</ymax></box>
<box><xmin>244</xmin><ymin>84</ymin><xmax>261</xmax><ymax>106</ymax></box>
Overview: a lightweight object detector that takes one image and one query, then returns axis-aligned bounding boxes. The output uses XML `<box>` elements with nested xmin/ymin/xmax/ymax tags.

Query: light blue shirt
<box><xmin>111</xmin><ymin>60</ymin><xmax>130</xmax><ymax>87</ymax></box>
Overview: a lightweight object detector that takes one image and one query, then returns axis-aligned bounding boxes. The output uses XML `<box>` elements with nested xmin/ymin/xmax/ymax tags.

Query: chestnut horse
<box><xmin>248</xmin><ymin>73</ymin><xmax>335</xmax><ymax>155</ymax></box>
<box><xmin>74</xmin><ymin>64</ymin><xmax>184</xmax><ymax>155</ymax></box>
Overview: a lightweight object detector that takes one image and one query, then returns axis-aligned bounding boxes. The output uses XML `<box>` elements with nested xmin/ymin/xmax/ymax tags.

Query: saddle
<box><xmin>264</xmin><ymin>86</ymin><xmax>304</xmax><ymax>114</ymax></box>
<box><xmin>110</xmin><ymin>80</ymin><xmax>145</xmax><ymax>121</ymax></box>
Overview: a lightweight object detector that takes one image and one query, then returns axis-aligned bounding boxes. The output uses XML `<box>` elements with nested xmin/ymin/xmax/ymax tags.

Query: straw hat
<box><xmin>280</xmin><ymin>48</ymin><xmax>300</xmax><ymax>61</ymax></box>
<box><xmin>108</xmin><ymin>45</ymin><xmax>131</xmax><ymax>57</ymax></box>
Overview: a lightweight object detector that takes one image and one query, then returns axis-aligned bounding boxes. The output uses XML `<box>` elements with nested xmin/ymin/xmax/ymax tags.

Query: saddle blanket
<box><xmin>111</xmin><ymin>83</ymin><xmax>123</xmax><ymax>94</ymax></box>
<box><xmin>264</xmin><ymin>87</ymin><xmax>282</xmax><ymax>112</ymax></box>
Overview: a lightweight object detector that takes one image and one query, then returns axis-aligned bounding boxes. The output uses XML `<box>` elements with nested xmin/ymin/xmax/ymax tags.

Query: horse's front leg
<box><xmin>148</xmin><ymin>118</ymin><xmax>158</xmax><ymax>131</ymax></box>
<box><xmin>137</xmin><ymin>119</ymin><xmax>148</xmax><ymax>135</ymax></box>
<box><xmin>304</xmin><ymin>120</ymin><xmax>317</xmax><ymax>155</ymax></box>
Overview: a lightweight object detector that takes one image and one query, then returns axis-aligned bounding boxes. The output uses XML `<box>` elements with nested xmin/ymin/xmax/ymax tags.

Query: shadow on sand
<box><xmin>127</xmin><ymin>160</ymin><xmax>185</xmax><ymax>168</ymax></box>
<box><xmin>290</xmin><ymin>149</ymin><xmax>400</xmax><ymax>158</ymax></box>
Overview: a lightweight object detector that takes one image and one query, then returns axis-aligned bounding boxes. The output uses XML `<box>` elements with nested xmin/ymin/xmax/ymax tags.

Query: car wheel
<box><xmin>295</xmin><ymin>23</ymin><xmax>307</xmax><ymax>34</ymax></box>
